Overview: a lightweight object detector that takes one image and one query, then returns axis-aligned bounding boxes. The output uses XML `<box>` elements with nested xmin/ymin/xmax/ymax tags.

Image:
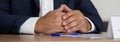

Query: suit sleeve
<box><xmin>0</xmin><ymin>0</ymin><xmax>30</xmax><ymax>34</ymax></box>
<box><xmin>75</xmin><ymin>0</ymin><xmax>103</xmax><ymax>33</ymax></box>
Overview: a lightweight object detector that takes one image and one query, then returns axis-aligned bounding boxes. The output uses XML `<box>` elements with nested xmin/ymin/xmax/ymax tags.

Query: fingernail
<box><xmin>63</xmin><ymin>22</ymin><xmax>66</xmax><ymax>25</ymax></box>
<box><xmin>67</xmin><ymin>30</ymin><xmax>71</xmax><ymax>32</ymax></box>
<box><xmin>65</xmin><ymin>26</ymin><xmax>68</xmax><ymax>29</ymax></box>
<box><xmin>63</xmin><ymin>16</ymin><xmax>66</xmax><ymax>19</ymax></box>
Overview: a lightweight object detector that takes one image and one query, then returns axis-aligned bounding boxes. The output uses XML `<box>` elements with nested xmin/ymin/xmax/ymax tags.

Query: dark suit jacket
<box><xmin>0</xmin><ymin>0</ymin><xmax>103</xmax><ymax>34</ymax></box>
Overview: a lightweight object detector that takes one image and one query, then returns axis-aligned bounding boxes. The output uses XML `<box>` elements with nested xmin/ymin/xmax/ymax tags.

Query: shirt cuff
<box><xmin>85</xmin><ymin>17</ymin><xmax>95</xmax><ymax>32</ymax></box>
<box><xmin>20</xmin><ymin>17</ymin><xmax>39</xmax><ymax>34</ymax></box>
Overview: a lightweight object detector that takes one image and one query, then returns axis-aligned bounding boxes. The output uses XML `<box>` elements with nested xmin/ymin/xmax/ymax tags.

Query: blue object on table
<box><xmin>51</xmin><ymin>33</ymin><xmax>60</xmax><ymax>36</ymax></box>
<box><xmin>71</xmin><ymin>32</ymin><xmax>79</xmax><ymax>35</ymax></box>
<box><xmin>51</xmin><ymin>32</ymin><xmax>79</xmax><ymax>36</ymax></box>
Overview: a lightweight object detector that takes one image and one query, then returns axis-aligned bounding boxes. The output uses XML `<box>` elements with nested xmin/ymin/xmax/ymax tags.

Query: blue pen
<box><xmin>51</xmin><ymin>33</ymin><xmax>60</xmax><ymax>36</ymax></box>
<box><xmin>51</xmin><ymin>32</ymin><xmax>79</xmax><ymax>36</ymax></box>
<box><xmin>71</xmin><ymin>32</ymin><xmax>79</xmax><ymax>35</ymax></box>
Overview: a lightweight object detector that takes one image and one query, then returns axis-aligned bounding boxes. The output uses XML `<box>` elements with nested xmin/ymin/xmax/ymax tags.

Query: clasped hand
<box><xmin>35</xmin><ymin>4</ymin><xmax>91</xmax><ymax>34</ymax></box>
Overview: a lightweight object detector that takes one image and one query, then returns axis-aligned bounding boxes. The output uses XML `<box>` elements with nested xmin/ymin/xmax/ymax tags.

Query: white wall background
<box><xmin>91</xmin><ymin>0</ymin><xmax>120</xmax><ymax>21</ymax></box>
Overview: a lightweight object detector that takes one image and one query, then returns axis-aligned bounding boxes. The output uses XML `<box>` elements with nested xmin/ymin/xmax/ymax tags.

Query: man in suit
<box><xmin>0</xmin><ymin>0</ymin><xmax>103</xmax><ymax>34</ymax></box>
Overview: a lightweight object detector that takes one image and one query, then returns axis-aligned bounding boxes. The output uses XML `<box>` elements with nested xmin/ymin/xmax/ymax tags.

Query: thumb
<box><xmin>63</xmin><ymin>4</ymin><xmax>72</xmax><ymax>12</ymax></box>
<box><xmin>56</xmin><ymin>5</ymin><xmax>64</xmax><ymax>12</ymax></box>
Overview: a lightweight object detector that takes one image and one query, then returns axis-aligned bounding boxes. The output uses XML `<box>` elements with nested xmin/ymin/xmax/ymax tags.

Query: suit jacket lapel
<box><xmin>34</xmin><ymin>0</ymin><xmax>40</xmax><ymax>8</ymax></box>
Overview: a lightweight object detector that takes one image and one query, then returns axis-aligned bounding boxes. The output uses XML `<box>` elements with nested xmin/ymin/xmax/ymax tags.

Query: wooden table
<box><xmin>0</xmin><ymin>34</ymin><xmax>120</xmax><ymax>42</ymax></box>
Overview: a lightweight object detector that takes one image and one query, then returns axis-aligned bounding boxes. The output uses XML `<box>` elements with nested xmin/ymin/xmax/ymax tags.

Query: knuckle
<box><xmin>64</xmin><ymin>14</ymin><xmax>68</xmax><ymax>18</ymax></box>
<box><xmin>73</xmin><ymin>21</ymin><xmax>78</xmax><ymax>26</ymax></box>
<box><xmin>67</xmin><ymin>18</ymin><xmax>71</xmax><ymax>22</ymax></box>
<box><xmin>68</xmin><ymin>13</ymin><xmax>73</xmax><ymax>16</ymax></box>
<box><xmin>66</xmin><ymin>25</ymin><xmax>71</xmax><ymax>28</ymax></box>
<box><xmin>69</xmin><ymin>24</ymin><xmax>73</xmax><ymax>27</ymax></box>
<box><xmin>69</xmin><ymin>22</ymin><xmax>76</xmax><ymax>28</ymax></box>
<box><xmin>70</xmin><ymin>22</ymin><xmax>75</xmax><ymax>26</ymax></box>
<box><xmin>69</xmin><ymin>16</ymin><xmax>76</xmax><ymax>22</ymax></box>
<box><xmin>72</xmin><ymin>15</ymin><xmax>77</xmax><ymax>19</ymax></box>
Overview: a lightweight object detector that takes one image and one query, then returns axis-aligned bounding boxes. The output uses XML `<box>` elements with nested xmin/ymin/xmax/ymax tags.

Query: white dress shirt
<box><xmin>20</xmin><ymin>0</ymin><xmax>95</xmax><ymax>34</ymax></box>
